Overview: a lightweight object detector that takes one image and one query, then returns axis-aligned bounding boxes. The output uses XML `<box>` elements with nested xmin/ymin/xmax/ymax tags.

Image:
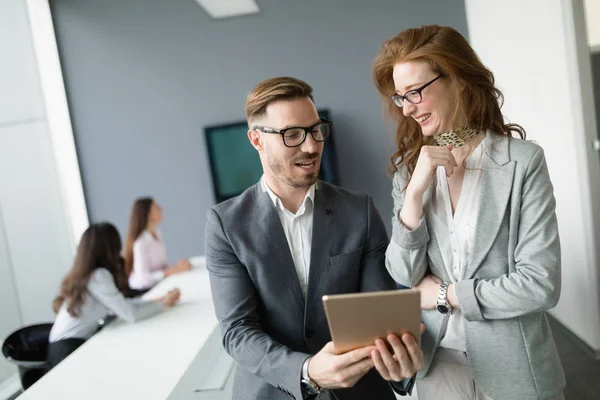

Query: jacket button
<box><xmin>305</xmin><ymin>329</ymin><xmax>315</xmax><ymax>338</ymax></box>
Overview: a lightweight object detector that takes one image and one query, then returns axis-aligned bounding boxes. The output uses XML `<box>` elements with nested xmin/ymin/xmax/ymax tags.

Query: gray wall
<box><xmin>50</xmin><ymin>0</ymin><xmax>468</xmax><ymax>259</ymax></box>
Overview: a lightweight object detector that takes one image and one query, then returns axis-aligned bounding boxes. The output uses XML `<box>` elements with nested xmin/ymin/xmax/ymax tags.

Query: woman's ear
<box><xmin>248</xmin><ymin>129</ymin><xmax>264</xmax><ymax>151</ymax></box>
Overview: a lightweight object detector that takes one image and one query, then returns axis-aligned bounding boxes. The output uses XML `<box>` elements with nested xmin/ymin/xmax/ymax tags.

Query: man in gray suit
<box><xmin>205</xmin><ymin>77</ymin><xmax>423</xmax><ymax>400</ymax></box>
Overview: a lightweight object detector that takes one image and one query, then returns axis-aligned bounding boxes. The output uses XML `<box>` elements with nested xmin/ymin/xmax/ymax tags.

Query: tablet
<box><xmin>322</xmin><ymin>289</ymin><xmax>421</xmax><ymax>354</ymax></box>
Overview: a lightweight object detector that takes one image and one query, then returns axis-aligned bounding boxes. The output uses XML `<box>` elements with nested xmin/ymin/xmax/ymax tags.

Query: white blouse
<box><xmin>429</xmin><ymin>137</ymin><xmax>486</xmax><ymax>352</ymax></box>
<box><xmin>128</xmin><ymin>230</ymin><xmax>169</xmax><ymax>290</ymax></box>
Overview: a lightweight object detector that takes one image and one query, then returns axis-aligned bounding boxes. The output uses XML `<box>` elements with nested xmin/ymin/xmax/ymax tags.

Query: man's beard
<box><xmin>268</xmin><ymin>153</ymin><xmax>320</xmax><ymax>188</ymax></box>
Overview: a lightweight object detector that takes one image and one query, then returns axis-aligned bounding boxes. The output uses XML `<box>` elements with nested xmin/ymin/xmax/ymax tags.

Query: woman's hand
<box><xmin>400</xmin><ymin>145</ymin><xmax>457</xmax><ymax>230</ymax></box>
<box><xmin>177</xmin><ymin>259</ymin><xmax>192</xmax><ymax>271</ymax></box>
<box><xmin>407</xmin><ymin>145</ymin><xmax>457</xmax><ymax>198</ymax></box>
<box><xmin>165</xmin><ymin>260</ymin><xmax>191</xmax><ymax>276</ymax></box>
<box><xmin>414</xmin><ymin>275</ymin><xmax>443</xmax><ymax>310</ymax></box>
<box><xmin>371</xmin><ymin>324</ymin><xmax>426</xmax><ymax>382</ymax></box>
<box><xmin>159</xmin><ymin>288</ymin><xmax>180</xmax><ymax>307</ymax></box>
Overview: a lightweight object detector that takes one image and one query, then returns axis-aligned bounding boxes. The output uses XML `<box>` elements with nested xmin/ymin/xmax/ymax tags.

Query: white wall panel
<box><xmin>0</xmin><ymin>121</ymin><xmax>72</xmax><ymax>325</ymax></box>
<box><xmin>0</xmin><ymin>0</ymin><xmax>45</xmax><ymax>125</ymax></box>
<box><xmin>465</xmin><ymin>0</ymin><xmax>600</xmax><ymax>350</ymax></box>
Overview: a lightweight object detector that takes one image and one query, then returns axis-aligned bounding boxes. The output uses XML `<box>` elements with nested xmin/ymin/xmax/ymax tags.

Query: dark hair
<box><xmin>245</xmin><ymin>77</ymin><xmax>314</xmax><ymax>124</ymax></box>
<box><xmin>372</xmin><ymin>25</ymin><xmax>525</xmax><ymax>178</ymax></box>
<box><xmin>52</xmin><ymin>223</ymin><xmax>127</xmax><ymax>317</ymax></box>
<box><xmin>124</xmin><ymin>197</ymin><xmax>153</xmax><ymax>276</ymax></box>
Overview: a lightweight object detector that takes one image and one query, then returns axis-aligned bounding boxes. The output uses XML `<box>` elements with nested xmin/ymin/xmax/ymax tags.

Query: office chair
<box><xmin>2</xmin><ymin>323</ymin><xmax>53</xmax><ymax>390</ymax></box>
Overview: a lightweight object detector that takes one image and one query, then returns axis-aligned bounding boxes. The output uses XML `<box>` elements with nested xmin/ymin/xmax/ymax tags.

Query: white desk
<box><xmin>21</xmin><ymin>258</ymin><xmax>234</xmax><ymax>399</ymax></box>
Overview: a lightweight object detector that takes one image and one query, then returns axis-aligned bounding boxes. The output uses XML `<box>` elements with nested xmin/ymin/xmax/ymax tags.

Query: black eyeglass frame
<box><xmin>252</xmin><ymin>119</ymin><xmax>332</xmax><ymax>148</ymax></box>
<box><xmin>390</xmin><ymin>74</ymin><xmax>444</xmax><ymax>108</ymax></box>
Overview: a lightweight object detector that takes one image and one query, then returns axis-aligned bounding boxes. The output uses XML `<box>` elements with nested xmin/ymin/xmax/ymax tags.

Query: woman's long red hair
<box><xmin>372</xmin><ymin>25</ymin><xmax>525</xmax><ymax>179</ymax></box>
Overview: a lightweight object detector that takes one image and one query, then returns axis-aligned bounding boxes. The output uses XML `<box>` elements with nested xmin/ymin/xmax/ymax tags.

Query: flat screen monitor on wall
<box><xmin>204</xmin><ymin>109</ymin><xmax>339</xmax><ymax>203</ymax></box>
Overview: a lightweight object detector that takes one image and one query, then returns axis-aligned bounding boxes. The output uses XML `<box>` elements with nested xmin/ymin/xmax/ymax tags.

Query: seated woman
<box><xmin>48</xmin><ymin>222</ymin><xmax>180</xmax><ymax>369</ymax></box>
<box><xmin>125</xmin><ymin>197</ymin><xmax>190</xmax><ymax>293</ymax></box>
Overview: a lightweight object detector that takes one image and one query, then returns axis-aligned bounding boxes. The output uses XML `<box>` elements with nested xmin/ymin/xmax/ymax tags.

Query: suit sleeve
<box><xmin>205</xmin><ymin>208</ymin><xmax>309</xmax><ymax>400</ymax></box>
<box><xmin>358</xmin><ymin>196</ymin><xmax>397</xmax><ymax>293</ymax></box>
<box><xmin>456</xmin><ymin>148</ymin><xmax>562</xmax><ymax>321</ymax></box>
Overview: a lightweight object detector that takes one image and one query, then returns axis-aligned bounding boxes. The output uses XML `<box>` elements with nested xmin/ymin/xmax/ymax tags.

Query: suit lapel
<box><xmin>306</xmin><ymin>183</ymin><xmax>333</xmax><ymax>308</ymax></box>
<box><xmin>464</xmin><ymin>131</ymin><xmax>515</xmax><ymax>280</ymax></box>
<box><xmin>254</xmin><ymin>185</ymin><xmax>305</xmax><ymax>312</ymax></box>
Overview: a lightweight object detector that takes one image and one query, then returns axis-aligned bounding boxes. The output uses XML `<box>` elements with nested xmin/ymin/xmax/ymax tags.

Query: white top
<box><xmin>429</xmin><ymin>137</ymin><xmax>486</xmax><ymax>352</ymax></box>
<box><xmin>128</xmin><ymin>230</ymin><xmax>168</xmax><ymax>290</ymax></box>
<box><xmin>22</xmin><ymin>261</ymin><xmax>220</xmax><ymax>400</ymax></box>
<box><xmin>49</xmin><ymin>268</ymin><xmax>164</xmax><ymax>342</ymax></box>
<box><xmin>261</xmin><ymin>177</ymin><xmax>316</xmax><ymax>298</ymax></box>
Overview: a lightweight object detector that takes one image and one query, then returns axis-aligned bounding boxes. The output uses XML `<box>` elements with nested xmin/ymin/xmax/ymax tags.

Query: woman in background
<box><xmin>48</xmin><ymin>222</ymin><xmax>180</xmax><ymax>369</ymax></box>
<box><xmin>124</xmin><ymin>197</ymin><xmax>190</xmax><ymax>293</ymax></box>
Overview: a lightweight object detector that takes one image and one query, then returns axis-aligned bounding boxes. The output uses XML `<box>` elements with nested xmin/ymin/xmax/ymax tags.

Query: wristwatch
<box><xmin>301</xmin><ymin>357</ymin><xmax>322</xmax><ymax>396</ymax></box>
<box><xmin>436</xmin><ymin>281</ymin><xmax>453</xmax><ymax>315</ymax></box>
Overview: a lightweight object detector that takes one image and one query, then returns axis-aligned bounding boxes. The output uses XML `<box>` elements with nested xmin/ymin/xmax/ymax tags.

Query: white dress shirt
<box><xmin>50</xmin><ymin>268</ymin><xmax>164</xmax><ymax>342</ymax></box>
<box><xmin>429</xmin><ymin>137</ymin><xmax>486</xmax><ymax>352</ymax></box>
<box><xmin>128</xmin><ymin>230</ymin><xmax>169</xmax><ymax>290</ymax></box>
<box><xmin>261</xmin><ymin>177</ymin><xmax>316</xmax><ymax>298</ymax></box>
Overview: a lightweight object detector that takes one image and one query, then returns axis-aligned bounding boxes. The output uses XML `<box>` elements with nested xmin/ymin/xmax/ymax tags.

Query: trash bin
<box><xmin>2</xmin><ymin>323</ymin><xmax>53</xmax><ymax>390</ymax></box>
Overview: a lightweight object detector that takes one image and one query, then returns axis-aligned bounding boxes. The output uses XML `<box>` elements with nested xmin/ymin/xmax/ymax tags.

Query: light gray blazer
<box><xmin>205</xmin><ymin>182</ymin><xmax>402</xmax><ymax>400</ymax></box>
<box><xmin>386</xmin><ymin>131</ymin><xmax>566</xmax><ymax>400</ymax></box>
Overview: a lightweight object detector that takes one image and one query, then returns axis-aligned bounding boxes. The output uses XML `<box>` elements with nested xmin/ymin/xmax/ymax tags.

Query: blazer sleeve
<box><xmin>385</xmin><ymin>168</ymin><xmax>430</xmax><ymax>287</ymax></box>
<box><xmin>456</xmin><ymin>148</ymin><xmax>562</xmax><ymax>321</ymax></box>
<box><xmin>205</xmin><ymin>208</ymin><xmax>309</xmax><ymax>400</ymax></box>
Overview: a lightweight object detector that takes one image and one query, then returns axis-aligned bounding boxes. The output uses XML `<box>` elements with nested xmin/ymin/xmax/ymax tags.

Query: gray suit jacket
<box><xmin>206</xmin><ymin>181</ymin><xmax>400</xmax><ymax>400</ymax></box>
<box><xmin>386</xmin><ymin>131</ymin><xmax>566</xmax><ymax>400</ymax></box>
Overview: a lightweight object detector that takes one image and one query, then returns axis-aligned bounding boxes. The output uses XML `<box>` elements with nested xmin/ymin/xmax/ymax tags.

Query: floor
<box><xmin>549</xmin><ymin>317</ymin><xmax>600</xmax><ymax>400</ymax></box>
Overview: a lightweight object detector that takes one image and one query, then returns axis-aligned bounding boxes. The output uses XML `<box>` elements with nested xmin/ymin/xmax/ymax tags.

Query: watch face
<box><xmin>437</xmin><ymin>304</ymin><xmax>450</xmax><ymax>314</ymax></box>
<box><xmin>301</xmin><ymin>380</ymin><xmax>319</xmax><ymax>394</ymax></box>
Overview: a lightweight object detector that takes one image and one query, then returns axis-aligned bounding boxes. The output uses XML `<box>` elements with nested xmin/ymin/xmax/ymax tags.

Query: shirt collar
<box><xmin>260</xmin><ymin>176</ymin><xmax>317</xmax><ymax>213</ymax></box>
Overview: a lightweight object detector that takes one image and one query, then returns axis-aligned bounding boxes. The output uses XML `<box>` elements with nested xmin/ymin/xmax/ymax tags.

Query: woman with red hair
<box><xmin>372</xmin><ymin>25</ymin><xmax>564</xmax><ymax>400</ymax></box>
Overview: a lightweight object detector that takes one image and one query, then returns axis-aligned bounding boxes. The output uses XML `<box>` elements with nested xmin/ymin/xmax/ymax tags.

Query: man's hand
<box><xmin>371</xmin><ymin>326</ymin><xmax>425</xmax><ymax>382</ymax></box>
<box><xmin>308</xmin><ymin>342</ymin><xmax>375</xmax><ymax>389</ymax></box>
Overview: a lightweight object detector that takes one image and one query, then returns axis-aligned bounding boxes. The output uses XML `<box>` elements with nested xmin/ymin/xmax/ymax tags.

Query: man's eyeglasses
<box><xmin>252</xmin><ymin>119</ymin><xmax>332</xmax><ymax>148</ymax></box>
<box><xmin>390</xmin><ymin>74</ymin><xmax>443</xmax><ymax>108</ymax></box>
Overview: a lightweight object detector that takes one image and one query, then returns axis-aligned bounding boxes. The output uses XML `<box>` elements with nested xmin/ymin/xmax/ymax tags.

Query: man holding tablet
<box><xmin>205</xmin><ymin>76</ymin><xmax>423</xmax><ymax>400</ymax></box>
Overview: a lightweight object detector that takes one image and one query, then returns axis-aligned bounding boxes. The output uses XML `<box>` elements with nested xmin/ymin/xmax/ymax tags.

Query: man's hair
<box><xmin>245</xmin><ymin>77</ymin><xmax>314</xmax><ymax>124</ymax></box>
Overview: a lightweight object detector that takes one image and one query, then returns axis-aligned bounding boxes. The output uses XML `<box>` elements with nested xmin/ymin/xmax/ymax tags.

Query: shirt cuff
<box><xmin>390</xmin><ymin>376</ymin><xmax>415</xmax><ymax>396</ymax></box>
<box><xmin>391</xmin><ymin>211</ymin><xmax>429</xmax><ymax>250</ymax></box>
